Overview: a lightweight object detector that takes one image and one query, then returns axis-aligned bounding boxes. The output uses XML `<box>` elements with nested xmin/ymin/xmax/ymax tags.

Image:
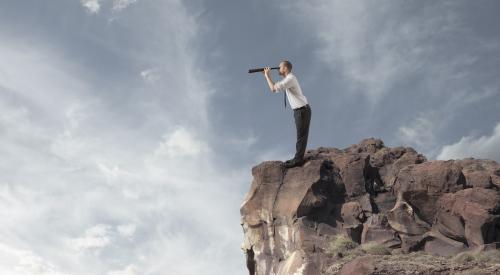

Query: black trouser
<box><xmin>293</xmin><ymin>104</ymin><xmax>311</xmax><ymax>160</ymax></box>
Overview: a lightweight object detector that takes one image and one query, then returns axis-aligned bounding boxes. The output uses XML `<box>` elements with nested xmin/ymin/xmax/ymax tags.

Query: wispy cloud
<box><xmin>0</xmin><ymin>1</ymin><xmax>246</xmax><ymax>274</ymax></box>
<box><xmin>66</xmin><ymin>224</ymin><xmax>113</xmax><ymax>253</ymax></box>
<box><xmin>397</xmin><ymin>113</ymin><xmax>438</xmax><ymax>153</ymax></box>
<box><xmin>140</xmin><ymin>67</ymin><xmax>161</xmax><ymax>83</ymax></box>
<box><xmin>278</xmin><ymin>1</ymin><xmax>470</xmax><ymax>106</ymax></box>
<box><xmin>112</xmin><ymin>0</ymin><xmax>138</xmax><ymax>12</ymax></box>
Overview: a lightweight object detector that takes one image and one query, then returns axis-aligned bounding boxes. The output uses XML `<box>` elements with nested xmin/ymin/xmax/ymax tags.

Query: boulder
<box><xmin>455</xmin><ymin>158</ymin><xmax>500</xmax><ymax>189</ymax></box>
<box><xmin>393</xmin><ymin>160</ymin><xmax>466</xmax><ymax>224</ymax></box>
<box><xmin>434</xmin><ymin>187</ymin><xmax>500</xmax><ymax>248</ymax></box>
<box><xmin>361</xmin><ymin>214</ymin><xmax>401</xmax><ymax>248</ymax></box>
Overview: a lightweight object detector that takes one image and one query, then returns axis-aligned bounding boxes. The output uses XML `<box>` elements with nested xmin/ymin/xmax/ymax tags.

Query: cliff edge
<box><xmin>240</xmin><ymin>138</ymin><xmax>500</xmax><ymax>275</ymax></box>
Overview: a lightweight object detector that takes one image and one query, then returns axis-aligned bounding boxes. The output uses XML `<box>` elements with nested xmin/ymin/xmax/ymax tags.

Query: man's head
<box><xmin>279</xmin><ymin>60</ymin><xmax>292</xmax><ymax>76</ymax></box>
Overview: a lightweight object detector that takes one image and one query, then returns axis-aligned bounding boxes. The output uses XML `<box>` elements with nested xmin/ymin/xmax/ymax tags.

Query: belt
<box><xmin>294</xmin><ymin>104</ymin><xmax>310</xmax><ymax>111</ymax></box>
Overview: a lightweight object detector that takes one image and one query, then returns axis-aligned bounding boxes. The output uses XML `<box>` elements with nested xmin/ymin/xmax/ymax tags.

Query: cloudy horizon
<box><xmin>0</xmin><ymin>0</ymin><xmax>499</xmax><ymax>274</ymax></box>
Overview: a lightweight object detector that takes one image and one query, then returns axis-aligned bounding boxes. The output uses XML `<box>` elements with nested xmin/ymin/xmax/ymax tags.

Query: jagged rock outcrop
<box><xmin>240</xmin><ymin>138</ymin><xmax>500</xmax><ymax>275</ymax></box>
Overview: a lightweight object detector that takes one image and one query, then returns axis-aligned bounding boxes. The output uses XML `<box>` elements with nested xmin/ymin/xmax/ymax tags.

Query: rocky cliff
<box><xmin>240</xmin><ymin>138</ymin><xmax>500</xmax><ymax>275</ymax></box>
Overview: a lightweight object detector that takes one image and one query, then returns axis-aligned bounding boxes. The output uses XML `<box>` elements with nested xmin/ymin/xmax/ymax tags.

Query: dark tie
<box><xmin>284</xmin><ymin>91</ymin><xmax>287</xmax><ymax>108</ymax></box>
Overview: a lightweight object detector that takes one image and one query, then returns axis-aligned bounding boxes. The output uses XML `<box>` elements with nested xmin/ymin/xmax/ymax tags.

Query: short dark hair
<box><xmin>280</xmin><ymin>60</ymin><xmax>293</xmax><ymax>71</ymax></box>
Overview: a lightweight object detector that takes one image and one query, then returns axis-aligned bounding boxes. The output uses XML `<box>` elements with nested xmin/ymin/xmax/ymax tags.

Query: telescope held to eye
<box><xmin>248</xmin><ymin>67</ymin><xmax>279</xmax><ymax>73</ymax></box>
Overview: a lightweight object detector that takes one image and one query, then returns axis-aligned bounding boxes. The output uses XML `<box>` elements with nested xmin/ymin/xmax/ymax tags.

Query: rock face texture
<box><xmin>240</xmin><ymin>138</ymin><xmax>500</xmax><ymax>275</ymax></box>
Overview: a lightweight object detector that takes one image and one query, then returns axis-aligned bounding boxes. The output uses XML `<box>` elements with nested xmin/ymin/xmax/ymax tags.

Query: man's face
<box><xmin>278</xmin><ymin>62</ymin><xmax>287</xmax><ymax>76</ymax></box>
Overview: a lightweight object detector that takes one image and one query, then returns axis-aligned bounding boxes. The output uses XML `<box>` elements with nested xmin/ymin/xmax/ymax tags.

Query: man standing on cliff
<box><xmin>263</xmin><ymin>60</ymin><xmax>312</xmax><ymax>168</ymax></box>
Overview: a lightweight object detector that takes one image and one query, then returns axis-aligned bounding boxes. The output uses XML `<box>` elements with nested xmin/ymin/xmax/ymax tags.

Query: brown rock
<box><xmin>399</xmin><ymin>233</ymin><xmax>427</xmax><ymax>252</ymax></box>
<box><xmin>393</xmin><ymin>160</ymin><xmax>466</xmax><ymax>224</ymax></box>
<box><xmin>371</xmin><ymin>146</ymin><xmax>427</xmax><ymax>188</ymax></box>
<box><xmin>357</xmin><ymin>193</ymin><xmax>373</xmax><ymax>215</ymax></box>
<box><xmin>331</xmin><ymin>153</ymin><xmax>371</xmax><ymax>197</ymax></box>
<box><xmin>424</xmin><ymin>230</ymin><xmax>467</xmax><ymax>256</ymax></box>
<box><xmin>275</xmin><ymin>250</ymin><xmax>318</xmax><ymax>275</ymax></box>
<box><xmin>387</xmin><ymin>199</ymin><xmax>430</xmax><ymax>235</ymax></box>
<box><xmin>241</xmin><ymin>159</ymin><xmax>342</xmax><ymax>274</ymax></box>
<box><xmin>434</xmin><ymin>188</ymin><xmax>500</xmax><ymax>248</ymax></box>
<box><xmin>361</xmin><ymin>214</ymin><xmax>401</xmax><ymax>248</ymax></box>
<box><xmin>241</xmin><ymin>161</ymin><xmax>284</xmax><ymax>226</ymax></box>
<box><xmin>455</xmin><ymin>158</ymin><xmax>500</xmax><ymax>189</ymax></box>
<box><xmin>341</xmin><ymin>201</ymin><xmax>364</xmax><ymax>227</ymax></box>
<box><xmin>344</xmin><ymin>138</ymin><xmax>385</xmax><ymax>154</ymax></box>
<box><xmin>372</xmin><ymin>192</ymin><xmax>397</xmax><ymax>214</ymax></box>
<box><xmin>240</xmin><ymin>139</ymin><xmax>500</xmax><ymax>274</ymax></box>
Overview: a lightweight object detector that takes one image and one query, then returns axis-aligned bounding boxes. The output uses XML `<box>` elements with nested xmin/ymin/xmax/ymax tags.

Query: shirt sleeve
<box><xmin>274</xmin><ymin>75</ymin><xmax>294</xmax><ymax>92</ymax></box>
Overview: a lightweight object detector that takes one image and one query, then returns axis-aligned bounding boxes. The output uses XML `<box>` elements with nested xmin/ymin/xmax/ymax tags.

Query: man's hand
<box><xmin>263</xmin><ymin>66</ymin><xmax>271</xmax><ymax>77</ymax></box>
<box><xmin>263</xmin><ymin>66</ymin><xmax>276</xmax><ymax>92</ymax></box>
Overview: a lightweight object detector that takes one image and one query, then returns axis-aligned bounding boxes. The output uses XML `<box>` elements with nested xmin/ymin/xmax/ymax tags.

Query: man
<box><xmin>263</xmin><ymin>60</ymin><xmax>312</xmax><ymax>168</ymax></box>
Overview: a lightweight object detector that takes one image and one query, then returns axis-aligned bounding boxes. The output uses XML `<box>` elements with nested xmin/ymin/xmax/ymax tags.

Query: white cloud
<box><xmin>107</xmin><ymin>264</ymin><xmax>139</xmax><ymax>275</ymax></box>
<box><xmin>81</xmin><ymin>0</ymin><xmax>101</xmax><ymax>14</ymax></box>
<box><xmin>140</xmin><ymin>68</ymin><xmax>161</xmax><ymax>83</ymax></box>
<box><xmin>0</xmin><ymin>242</ymin><xmax>68</xmax><ymax>275</ymax></box>
<box><xmin>117</xmin><ymin>224</ymin><xmax>136</xmax><ymax>239</ymax></box>
<box><xmin>154</xmin><ymin>127</ymin><xmax>209</xmax><ymax>158</ymax></box>
<box><xmin>228</xmin><ymin>131</ymin><xmax>259</xmax><ymax>148</ymax></box>
<box><xmin>81</xmin><ymin>0</ymin><xmax>139</xmax><ymax>14</ymax></box>
<box><xmin>395</xmin><ymin>86</ymin><xmax>499</xmax><ymax>159</ymax></box>
<box><xmin>437</xmin><ymin>122</ymin><xmax>500</xmax><ymax>161</ymax></box>
<box><xmin>67</xmin><ymin>224</ymin><xmax>112</xmax><ymax>252</ymax></box>
<box><xmin>395</xmin><ymin>110</ymin><xmax>456</xmax><ymax>159</ymax></box>
<box><xmin>397</xmin><ymin>114</ymin><xmax>437</xmax><ymax>150</ymax></box>
<box><xmin>66</xmin><ymin>223</ymin><xmax>139</xmax><ymax>254</ymax></box>
<box><xmin>112</xmin><ymin>0</ymin><xmax>138</xmax><ymax>12</ymax></box>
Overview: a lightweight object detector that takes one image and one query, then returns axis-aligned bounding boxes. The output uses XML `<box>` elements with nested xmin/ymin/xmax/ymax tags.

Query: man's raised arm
<box><xmin>263</xmin><ymin>67</ymin><xmax>292</xmax><ymax>93</ymax></box>
<box><xmin>263</xmin><ymin>67</ymin><xmax>278</xmax><ymax>92</ymax></box>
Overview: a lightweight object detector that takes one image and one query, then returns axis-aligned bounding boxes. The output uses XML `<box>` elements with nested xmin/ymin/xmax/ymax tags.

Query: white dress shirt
<box><xmin>274</xmin><ymin>72</ymin><xmax>308</xmax><ymax>109</ymax></box>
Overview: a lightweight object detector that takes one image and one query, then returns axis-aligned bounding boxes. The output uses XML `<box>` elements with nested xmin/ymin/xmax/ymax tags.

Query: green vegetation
<box><xmin>452</xmin><ymin>252</ymin><xmax>475</xmax><ymax>264</ymax></box>
<box><xmin>472</xmin><ymin>249</ymin><xmax>500</xmax><ymax>264</ymax></box>
<box><xmin>327</xmin><ymin>235</ymin><xmax>359</xmax><ymax>257</ymax></box>
<box><xmin>453</xmin><ymin>249</ymin><xmax>500</xmax><ymax>265</ymax></box>
<box><xmin>361</xmin><ymin>242</ymin><xmax>391</xmax><ymax>255</ymax></box>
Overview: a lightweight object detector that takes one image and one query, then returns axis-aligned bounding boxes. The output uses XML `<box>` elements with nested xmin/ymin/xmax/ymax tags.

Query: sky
<box><xmin>0</xmin><ymin>0</ymin><xmax>499</xmax><ymax>274</ymax></box>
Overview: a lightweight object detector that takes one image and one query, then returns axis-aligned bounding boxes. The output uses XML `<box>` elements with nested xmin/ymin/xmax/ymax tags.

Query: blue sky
<box><xmin>0</xmin><ymin>0</ymin><xmax>499</xmax><ymax>274</ymax></box>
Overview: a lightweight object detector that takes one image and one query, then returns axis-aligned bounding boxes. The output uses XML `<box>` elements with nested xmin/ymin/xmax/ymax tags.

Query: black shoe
<box><xmin>294</xmin><ymin>158</ymin><xmax>305</xmax><ymax>166</ymax></box>
<box><xmin>283</xmin><ymin>158</ymin><xmax>305</xmax><ymax>168</ymax></box>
